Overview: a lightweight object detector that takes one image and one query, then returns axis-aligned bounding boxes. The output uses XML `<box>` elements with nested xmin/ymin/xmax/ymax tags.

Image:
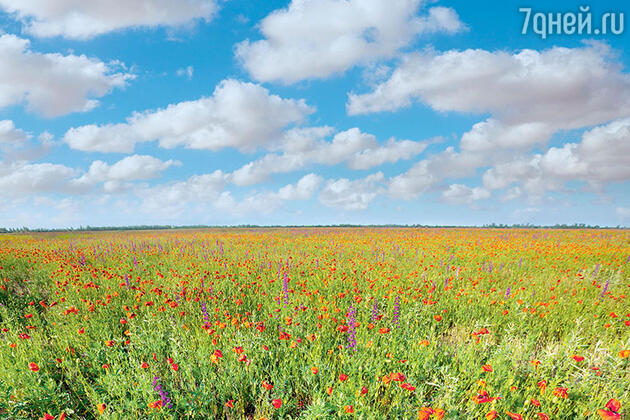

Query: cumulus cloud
<box><xmin>482</xmin><ymin>118</ymin><xmax>630</xmax><ymax>197</ymax></box>
<box><xmin>0</xmin><ymin>120</ymin><xmax>29</xmax><ymax>145</ymax></box>
<box><xmin>319</xmin><ymin>172</ymin><xmax>385</xmax><ymax>210</ymax></box>
<box><xmin>231</xmin><ymin>127</ymin><xmax>430</xmax><ymax>185</ymax></box>
<box><xmin>236</xmin><ymin>0</ymin><xmax>464</xmax><ymax>83</ymax></box>
<box><xmin>0</xmin><ymin>34</ymin><xmax>132</xmax><ymax>117</ymax></box>
<box><xmin>70</xmin><ymin>154</ymin><xmax>180</xmax><ymax>192</ymax></box>
<box><xmin>348</xmin><ymin>42</ymin><xmax>630</xmax><ymax>152</ymax></box>
<box><xmin>0</xmin><ymin>0</ymin><xmax>217</xmax><ymax>39</ymax></box>
<box><xmin>0</xmin><ymin>161</ymin><xmax>77</xmax><ymax>196</ymax></box>
<box><xmin>441</xmin><ymin>184</ymin><xmax>490</xmax><ymax>205</ymax></box>
<box><xmin>388</xmin><ymin>146</ymin><xmax>487</xmax><ymax>198</ymax></box>
<box><xmin>64</xmin><ymin>79</ymin><xmax>314</xmax><ymax>153</ymax></box>
<box><xmin>277</xmin><ymin>173</ymin><xmax>323</xmax><ymax>200</ymax></box>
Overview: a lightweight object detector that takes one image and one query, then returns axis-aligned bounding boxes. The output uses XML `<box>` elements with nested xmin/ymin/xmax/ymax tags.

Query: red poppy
<box><xmin>606</xmin><ymin>399</ymin><xmax>621</xmax><ymax>413</ymax></box>
<box><xmin>344</xmin><ymin>405</ymin><xmax>353</xmax><ymax>413</ymax></box>
<box><xmin>339</xmin><ymin>373</ymin><xmax>348</xmax><ymax>381</ymax></box>
<box><xmin>485</xmin><ymin>410</ymin><xmax>498</xmax><ymax>420</ymax></box>
<box><xmin>29</xmin><ymin>362</ymin><xmax>40</xmax><ymax>372</ymax></box>
<box><xmin>597</xmin><ymin>410</ymin><xmax>620</xmax><ymax>420</ymax></box>
<box><xmin>537</xmin><ymin>414</ymin><xmax>550</xmax><ymax>420</ymax></box>
<box><xmin>141</xmin><ymin>362</ymin><xmax>149</xmax><ymax>369</ymax></box>
<box><xmin>482</xmin><ymin>364</ymin><xmax>493</xmax><ymax>372</ymax></box>
<box><xmin>505</xmin><ymin>412</ymin><xmax>522</xmax><ymax>420</ymax></box>
<box><xmin>553</xmin><ymin>387</ymin><xmax>568</xmax><ymax>399</ymax></box>
<box><xmin>262</xmin><ymin>381</ymin><xmax>274</xmax><ymax>391</ymax></box>
<box><xmin>434</xmin><ymin>315</ymin><xmax>442</xmax><ymax>322</ymax></box>
<box><xmin>572</xmin><ymin>355</ymin><xmax>585</xmax><ymax>362</ymax></box>
<box><xmin>171</xmin><ymin>363</ymin><xmax>179</xmax><ymax>371</ymax></box>
<box><xmin>531</xmin><ymin>399</ymin><xmax>540</xmax><ymax>407</ymax></box>
<box><xmin>272</xmin><ymin>399</ymin><xmax>282</xmax><ymax>409</ymax></box>
<box><xmin>225</xmin><ymin>400</ymin><xmax>234</xmax><ymax>408</ymax></box>
<box><xmin>360</xmin><ymin>386</ymin><xmax>368</xmax><ymax>395</ymax></box>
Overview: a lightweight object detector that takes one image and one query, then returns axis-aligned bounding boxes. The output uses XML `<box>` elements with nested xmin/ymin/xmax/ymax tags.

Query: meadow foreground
<box><xmin>0</xmin><ymin>228</ymin><xmax>628</xmax><ymax>419</ymax></box>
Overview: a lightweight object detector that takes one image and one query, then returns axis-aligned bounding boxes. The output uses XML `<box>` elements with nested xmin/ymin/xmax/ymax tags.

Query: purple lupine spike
<box><xmin>444</xmin><ymin>277</ymin><xmax>448</xmax><ymax>290</ymax></box>
<box><xmin>505</xmin><ymin>286</ymin><xmax>511</xmax><ymax>298</ymax></box>
<box><xmin>282</xmin><ymin>272</ymin><xmax>289</xmax><ymax>304</ymax></box>
<box><xmin>600</xmin><ymin>278</ymin><xmax>610</xmax><ymax>299</ymax></box>
<box><xmin>371</xmin><ymin>298</ymin><xmax>378</xmax><ymax>322</ymax></box>
<box><xmin>392</xmin><ymin>295</ymin><xmax>400</xmax><ymax>327</ymax></box>
<box><xmin>593</xmin><ymin>264</ymin><xmax>600</xmax><ymax>276</ymax></box>
<box><xmin>347</xmin><ymin>305</ymin><xmax>357</xmax><ymax>352</ymax></box>
<box><xmin>124</xmin><ymin>274</ymin><xmax>130</xmax><ymax>290</ymax></box>
<box><xmin>153</xmin><ymin>376</ymin><xmax>172</xmax><ymax>409</ymax></box>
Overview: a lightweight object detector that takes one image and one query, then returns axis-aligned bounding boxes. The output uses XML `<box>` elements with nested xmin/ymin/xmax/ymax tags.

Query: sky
<box><xmin>0</xmin><ymin>0</ymin><xmax>629</xmax><ymax>228</ymax></box>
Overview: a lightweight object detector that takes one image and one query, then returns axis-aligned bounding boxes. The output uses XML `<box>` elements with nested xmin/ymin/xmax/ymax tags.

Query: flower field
<box><xmin>0</xmin><ymin>228</ymin><xmax>628</xmax><ymax>419</ymax></box>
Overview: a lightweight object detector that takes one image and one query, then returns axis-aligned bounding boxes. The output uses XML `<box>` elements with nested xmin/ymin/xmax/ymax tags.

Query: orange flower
<box><xmin>531</xmin><ymin>399</ymin><xmax>540</xmax><ymax>407</ymax></box>
<box><xmin>537</xmin><ymin>380</ymin><xmax>547</xmax><ymax>393</ymax></box>
<box><xmin>141</xmin><ymin>362</ymin><xmax>149</xmax><ymax>369</ymax></box>
<box><xmin>505</xmin><ymin>412</ymin><xmax>522</xmax><ymax>420</ymax></box>
<box><xmin>28</xmin><ymin>362</ymin><xmax>40</xmax><ymax>372</ymax></box>
<box><xmin>148</xmin><ymin>400</ymin><xmax>162</xmax><ymax>409</ymax></box>
<box><xmin>262</xmin><ymin>381</ymin><xmax>274</xmax><ymax>391</ymax></box>
<box><xmin>482</xmin><ymin>364</ymin><xmax>493</xmax><ymax>372</ymax></box>
<box><xmin>344</xmin><ymin>405</ymin><xmax>353</xmax><ymax>414</ymax></box>
<box><xmin>311</xmin><ymin>366</ymin><xmax>318</xmax><ymax>375</ymax></box>
<box><xmin>104</xmin><ymin>340</ymin><xmax>115</xmax><ymax>347</ymax></box>
<box><xmin>326</xmin><ymin>386</ymin><xmax>333</xmax><ymax>395</ymax></box>
<box><xmin>553</xmin><ymin>387</ymin><xmax>568</xmax><ymax>399</ymax></box>
<box><xmin>605</xmin><ymin>399</ymin><xmax>621</xmax><ymax>413</ymax></box>
<box><xmin>96</xmin><ymin>403</ymin><xmax>106</xmax><ymax>415</ymax></box>
<box><xmin>434</xmin><ymin>315</ymin><xmax>442</xmax><ymax>322</ymax></box>
<box><xmin>339</xmin><ymin>373</ymin><xmax>348</xmax><ymax>382</ymax></box>
<box><xmin>485</xmin><ymin>410</ymin><xmax>498</xmax><ymax>420</ymax></box>
<box><xmin>619</xmin><ymin>350</ymin><xmax>630</xmax><ymax>358</ymax></box>
<box><xmin>537</xmin><ymin>413</ymin><xmax>550</xmax><ymax>420</ymax></box>
<box><xmin>530</xmin><ymin>360</ymin><xmax>541</xmax><ymax>369</ymax></box>
<box><xmin>171</xmin><ymin>363</ymin><xmax>179</xmax><ymax>371</ymax></box>
<box><xmin>379</xmin><ymin>327</ymin><xmax>390</xmax><ymax>334</ymax></box>
<box><xmin>225</xmin><ymin>400</ymin><xmax>234</xmax><ymax>408</ymax></box>
<box><xmin>597</xmin><ymin>410</ymin><xmax>621</xmax><ymax>420</ymax></box>
<box><xmin>419</xmin><ymin>407</ymin><xmax>434</xmax><ymax>420</ymax></box>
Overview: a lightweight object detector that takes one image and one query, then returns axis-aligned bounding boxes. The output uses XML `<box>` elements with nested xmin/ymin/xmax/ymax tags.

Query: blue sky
<box><xmin>0</xmin><ymin>0</ymin><xmax>629</xmax><ymax>228</ymax></box>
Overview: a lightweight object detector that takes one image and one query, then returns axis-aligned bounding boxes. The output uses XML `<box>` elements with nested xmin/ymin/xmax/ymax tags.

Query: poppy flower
<box><xmin>225</xmin><ymin>400</ymin><xmax>234</xmax><ymax>408</ymax></box>
<box><xmin>360</xmin><ymin>386</ymin><xmax>368</xmax><ymax>395</ymax></box>
<box><xmin>344</xmin><ymin>405</ymin><xmax>353</xmax><ymax>413</ymax></box>
<box><xmin>339</xmin><ymin>373</ymin><xmax>348</xmax><ymax>381</ymax></box>
<box><xmin>28</xmin><ymin>362</ymin><xmax>40</xmax><ymax>372</ymax></box>
<box><xmin>572</xmin><ymin>355</ymin><xmax>585</xmax><ymax>362</ymax></box>
<box><xmin>148</xmin><ymin>400</ymin><xmax>162</xmax><ymax>409</ymax></box>
<box><xmin>553</xmin><ymin>387</ymin><xmax>568</xmax><ymax>399</ymax></box>
<box><xmin>485</xmin><ymin>410</ymin><xmax>498</xmax><ymax>420</ymax></box>
<box><xmin>482</xmin><ymin>364</ymin><xmax>493</xmax><ymax>372</ymax></box>
<box><xmin>311</xmin><ymin>366</ymin><xmax>318</xmax><ymax>375</ymax></box>
<box><xmin>419</xmin><ymin>407</ymin><xmax>434</xmax><ymax>420</ymax></box>
<box><xmin>619</xmin><ymin>350</ymin><xmax>630</xmax><ymax>358</ymax></box>
<box><xmin>97</xmin><ymin>403</ymin><xmax>106</xmax><ymax>415</ymax></box>
<box><xmin>505</xmin><ymin>412</ymin><xmax>522</xmax><ymax>420</ymax></box>
<box><xmin>171</xmin><ymin>363</ymin><xmax>179</xmax><ymax>371</ymax></box>
<box><xmin>272</xmin><ymin>399</ymin><xmax>282</xmax><ymax>409</ymax></box>
<box><xmin>262</xmin><ymin>381</ymin><xmax>274</xmax><ymax>391</ymax></box>
<box><xmin>141</xmin><ymin>362</ymin><xmax>149</xmax><ymax>369</ymax></box>
<box><xmin>605</xmin><ymin>399</ymin><xmax>621</xmax><ymax>413</ymax></box>
<box><xmin>77</xmin><ymin>327</ymin><xmax>85</xmax><ymax>334</ymax></box>
<box><xmin>531</xmin><ymin>399</ymin><xmax>540</xmax><ymax>407</ymax></box>
<box><xmin>41</xmin><ymin>413</ymin><xmax>55</xmax><ymax>420</ymax></box>
<box><xmin>537</xmin><ymin>414</ymin><xmax>550</xmax><ymax>420</ymax></box>
<box><xmin>434</xmin><ymin>315</ymin><xmax>442</xmax><ymax>321</ymax></box>
<box><xmin>401</xmin><ymin>383</ymin><xmax>415</xmax><ymax>391</ymax></box>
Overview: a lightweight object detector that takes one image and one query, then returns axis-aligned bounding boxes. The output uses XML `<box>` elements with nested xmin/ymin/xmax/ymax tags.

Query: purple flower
<box><xmin>153</xmin><ymin>376</ymin><xmax>172</xmax><ymax>409</ymax></box>
<box><xmin>346</xmin><ymin>305</ymin><xmax>357</xmax><ymax>352</ymax></box>
<box><xmin>371</xmin><ymin>298</ymin><xmax>378</xmax><ymax>322</ymax></box>
<box><xmin>392</xmin><ymin>295</ymin><xmax>400</xmax><ymax>327</ymax></box>
<box><xmin>505</xmin><ymin>286</ymin><xmax>511</xmax><ymax>298</ymax></box>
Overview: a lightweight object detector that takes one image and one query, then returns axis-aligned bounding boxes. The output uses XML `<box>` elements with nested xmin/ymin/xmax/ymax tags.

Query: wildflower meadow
<box><xmin>0</xmin><ymin>228</ymin><xmax>628</xmax><ymax>419</ymax></box>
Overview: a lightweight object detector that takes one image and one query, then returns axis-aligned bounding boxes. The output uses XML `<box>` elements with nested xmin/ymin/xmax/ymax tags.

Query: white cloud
<box><xmin>319</xmin><ymin>172</ymin><xmax>385</xmax><ymax>210</ymax></box>
<box><xmin>70</xmin><ymin>154</ymin><xmax>180</xmax><ymax>192</ymax></box>
<box><xmin>64</xmin><ymin>79</ymin><xmax>314</xmax><ymax>153</ymax></box>
<box><xmin>0</xmin><ymin>0</ymin><xmax>217</xmax><ymax>39</ymax></box>
<box><xmin>482</xmin><ymin>117</ymin><xmax>630</xmax><ymax>197</ymax></box>
<box><xmin>176</xmin><ymin>66</ymin><xmax>194</xmax><ymax>79</ymax></box>
<box><xmin>277</xmin><ymin>173</ymin><xmax>323</xmax><ymax>200</ymax></box>
<box><xmin>0</xmin><ymin>34</ymin><xmax>132</xmax><ymax>117</ymax></box>
<box><xmin>0</xmin><ymin>34</ymin><xmax>133</xmax><ymax>117</ymax></box>
<box><xmin>236</xmin><ymin>0</ymin><xmax>464</xmax><ymax>83</ymax></box>
<box><xmin>0</xmin><ymin>120</ymin><xmax>29</xmax><ymax>145</ymax></box>
<box><xmin>441</xmin><ymin>183</ymin><xmax>490</xmax><ymax>205</ymax></box>
<box><xmin>348</xmin><ymin>42</ymin><xmax>630</xmax><ymax>152</ymax></box>
<box><xmin>231</xmin><ymin>127</ymin><xmax>429</xmax><ymax>185</ymax></box>
<box><xmin>388</xmin><ymin>146</ymin><xmax>487</xmax><ymax>198</ymax></box>
<box><xmin>0</xmin><ymin>161</ymin><xmax>77</xmax><ymax>195</ymax></box>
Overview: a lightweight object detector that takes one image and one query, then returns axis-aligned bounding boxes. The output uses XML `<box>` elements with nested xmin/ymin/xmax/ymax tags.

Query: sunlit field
<box><xmin>0</xmin><ymin>228</ymin><xmax>628</xmax><ymax>419</ymax></box>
